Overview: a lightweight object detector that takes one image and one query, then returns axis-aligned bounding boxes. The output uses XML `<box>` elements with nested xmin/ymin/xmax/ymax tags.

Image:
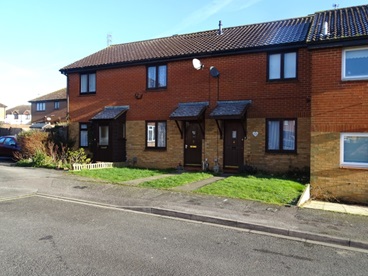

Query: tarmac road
<box><xmin>1</xmin><ymin>190</ymin><xmax>368</xmax><ymax>275</ymax></box>
<box><xmin>0</xmin><ymin>162</ymin><xmax>368</xmax><ymax>251</ymax></box>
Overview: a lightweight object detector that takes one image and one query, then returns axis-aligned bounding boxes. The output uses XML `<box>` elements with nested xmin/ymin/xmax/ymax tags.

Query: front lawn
<box><xmin>71</xmin><ymin>168</ymin><xmax>306</xmax><ymax>205</ymax></box>
<box><xmin>196</xmin><ymin>174</ymin><xmax>305</xmax><ymax>205</ymax></box>
<box><xmin>139</xmin><ymin>172</ymin><xmax>213</xmax><ymax>189</ymax></box>
<box><xmin>70</xmin><ymin>167</ymin><xmax>166</xmax><ymax>183</ymax></box>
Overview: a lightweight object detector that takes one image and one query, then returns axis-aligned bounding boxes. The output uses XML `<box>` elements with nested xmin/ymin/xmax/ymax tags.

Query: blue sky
<box><xmin>1</xmin><ymin>0</ymin><xmax>366</xmax><ymax>108</ymax></box>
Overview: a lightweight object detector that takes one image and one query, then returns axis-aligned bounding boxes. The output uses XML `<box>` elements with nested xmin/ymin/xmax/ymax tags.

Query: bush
<box><xmin>15</xmin><ymin>130</ymin><xmax>90</xmax><ymax>169</ymax></box>
<box><xmin>15</xmin><ymin>130</ymin><xmax>48</xmax><ymax>160</ymax></box>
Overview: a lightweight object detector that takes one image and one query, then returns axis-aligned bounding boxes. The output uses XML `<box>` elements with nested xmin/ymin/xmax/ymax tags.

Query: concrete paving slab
<box><xmin>303</xmin><ymin>200</ymin><xmax>368</xmax><ymax>216</ymax></box>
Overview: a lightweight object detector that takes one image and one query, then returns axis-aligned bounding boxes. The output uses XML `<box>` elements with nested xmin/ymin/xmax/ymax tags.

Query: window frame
<box><xmin>342</xmin><ymin>47</ymin><xmax>368</xmax><ymax>81</ymax></box>
<box><xmin>145</xmin><ymin>121</ymin><xmax>167</xmax><ymax>150</ymax></box>
<box><xmin>79</xmin><ymin>123</ymin><xmax>89</xmax><ymax>148</ymax></box>
<box><xmin>146</xmin><ymin>64</ymin><xmax>167</xmax><ymax>89</ymax></box>
<box><xmin>36</xmin><ymin>102</ymin><xmax>46</xmax><ymax>111</ymax></box>
<box><xmin>54</xmin><ymin>101</ymin><xmax>60</xmax><ymax>110</ymax></box>
<box><xmin>340</xmin><ymin>133</ymin><xmax>368</xmax><ymax>169</ymax></box>
<box><xmin>266</xmin><ymin>118</ymin><xmax>297</xmax><ymax>153</ymax></box>
<box><xmin>80</xmin><ymin>72</ymin><xmax>96</xmax><ymax>94</ymax></box>
<box><xmin>267</xmin><ymin>51</ymin><xmax>298</xmax><ymax>81</ymax></box>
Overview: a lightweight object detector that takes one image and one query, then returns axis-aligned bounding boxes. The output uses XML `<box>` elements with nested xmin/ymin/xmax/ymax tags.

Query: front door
<box><xmin>92</xmin><ymin>118</ymin><xmax>126</xmax><ymax>162</ymax></box>
<box><xmin>224</xmin><ymin>121</ymin><xmax>244</xmax><ymax>169</ymax></box>
<box><xmin>184</xmin><ymin>122</ymin><xmax>202</xmax><ymax>167</ymax></box>
<box><xmin>93</xmin><ymin>122</ymin><xmax>111</xmax><ymax>162</ymax></box>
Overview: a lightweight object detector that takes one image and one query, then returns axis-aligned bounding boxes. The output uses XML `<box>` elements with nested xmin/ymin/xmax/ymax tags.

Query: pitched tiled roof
<box><xmin>91</xmin><ymin>106</ymin><xmax>129</xmax><ymax>120</ymax></box>
<box><xmin>210</xmin><ymin>100</ymin><xmax>252</xmax><ymax>119</ymax></box>
<box><xmin>29</xmin><ymin>88</ymin><xmax>67</xmax><ymax>102</ymax></box>
<box><xmin>307</xmin><ymin>5</ymin><xmax>368</xmax><ymax>42</ymax></box>
<box><xmin>61</xmin><ymin>17</ymin><xmax>311</xmax><ymax>72</ymax></box>
<box><xmin>0</xmin><ymin>103</ymin><xmax>7</xmax><ymax>108</ymax></box>
<box><xmin>170</xmin><ymin>102</ymin><xmax>209</xmax><ymax>120</ymax></box>
<box><xmin>6</xmin><ymin>105</ymin><xmax>31</xmax><ymax>115</ymax></box>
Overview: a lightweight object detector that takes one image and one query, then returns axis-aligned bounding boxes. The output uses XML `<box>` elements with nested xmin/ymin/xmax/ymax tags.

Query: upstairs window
<box><xmin>80</xmin><ymin>72</ymin><xmax>96</xmax><ymax>94</ymax></box>
<box><xmin>266</xmin><ymin>119</ymin><xmax>296</xmax><ymax>153</ymax></box>
<box><xmin>146</xmin><ymin>121</ymin><xmax>166</xmax><ymax>149</ymax></box>
<box><xmin>36</xmin><ymin>102</ymin><xmax>45</xmax><ymax>111</ymax></box>
<box><xmin>342</xmin><ymin>48</ymin><xmax>368</xmax><ymax>80</ymax></box>
<box><xmin>268</xmin><ymin>52</ymin><xmax>297</xmax><ymax>80</ymax></box>
<box><xmin>147</xmin><ymin>65</ymin><xmax>167</xmax><ymax>89</ymax></box>
<box><xmin>54</xmin><ymin>101</ymin><xmax>60</xmax><ymax>110</ymax></box>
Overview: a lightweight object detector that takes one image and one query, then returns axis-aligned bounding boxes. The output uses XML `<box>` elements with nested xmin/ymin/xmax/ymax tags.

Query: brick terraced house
<box><xmin>60</xmin><ymin>5</ymin><xmax>368</xmax><ymax>204</ymax></box>
<box><xmin>29</xmin><ymin>88</ymin><xmax>67</xmax><ymax>128</ymax></box>
<box><xmin>307</xmin><ymin>6</ymin><xmax>368</xmax><ymax>204</ymax></box>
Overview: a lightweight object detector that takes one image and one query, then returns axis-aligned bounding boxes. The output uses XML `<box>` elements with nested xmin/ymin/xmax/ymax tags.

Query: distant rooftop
<box><xmin>29</xmin><ymin>88</ymin><xmax>66</xmax><ymax>102</ymax></box>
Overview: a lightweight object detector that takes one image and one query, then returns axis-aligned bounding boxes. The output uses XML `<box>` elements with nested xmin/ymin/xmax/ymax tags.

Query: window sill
<box><xmin>340</xmin><ymin>165</ymin><xmax>368</xmax><ymax>170</ymax></box>
<box><xmin>145</xmin><ymin>147</ymin><xmax>167</xmax><ymax>151</ymax></box>
<box><xmin>266</xmin><ymin>151</ymin><xmax>297</xmax><ymax>154</ymax></box>
<box><xmin>79</xmin><ymin>92</ymin><xmax>96</xmax><ymax>96</ymax></box>
<box><xmin>267</xmin><ymin>78</ymin><xmax>298</xmax><ymax>83</ymax></box>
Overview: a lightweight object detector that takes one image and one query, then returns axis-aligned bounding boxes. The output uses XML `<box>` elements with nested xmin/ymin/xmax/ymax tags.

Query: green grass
<box><xmin>139</xmin><ymin>172</ymin><xmax>213</xmax><ymax>189</ymax></box>
<box><xmin>196</xmin><ymin>174</ymin><xmax>305</xmax><ymax>205</ymax></box>
<box><xmin>71</xmin><ymin>167</ymin><xmax>305</xmax><ymax>205</ymax></box>
<box><xmin>70</xmin><ymin>167</ymin><xmax>166</xmax><ymax>183</ymax></box>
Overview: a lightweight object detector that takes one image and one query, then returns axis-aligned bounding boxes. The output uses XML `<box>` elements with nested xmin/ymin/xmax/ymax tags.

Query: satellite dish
<box><xmin>192</xmin><ymin>58</ymin><xmax>203</xmax><ymax>70</ymax></box>
<box><xmin>210</xmin><ymin>66</ymin><xmax>220</xmax><ymax>78</ymax></box>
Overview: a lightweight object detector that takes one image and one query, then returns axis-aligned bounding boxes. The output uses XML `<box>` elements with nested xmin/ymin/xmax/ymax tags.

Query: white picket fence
<box><xmin>72</xmin><ymin>162</ymin><xmax>113</xmax><ymax>171</ymax></box>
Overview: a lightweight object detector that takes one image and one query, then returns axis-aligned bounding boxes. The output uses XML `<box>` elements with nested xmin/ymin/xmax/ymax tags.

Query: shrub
<box><xmin>15</xmin><ymin>130</ymin><xmax>90</xmax><ymax>169</ymax></box>
<box><xmin>16</xmin><ymin>130</ymin><xmax>48</xmax><ymax>160</ymax></box>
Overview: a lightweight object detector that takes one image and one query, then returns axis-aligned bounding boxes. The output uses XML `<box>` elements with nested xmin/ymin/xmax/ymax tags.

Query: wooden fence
<box><xmin>72</xmin><ymin>162</ymin><xmax>113</xmax><ymax>171</ymax></box>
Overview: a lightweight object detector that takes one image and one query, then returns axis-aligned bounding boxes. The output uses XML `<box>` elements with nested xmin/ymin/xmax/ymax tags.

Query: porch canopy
<box><xmin>169</xmin><ymin>102</ymin><xmax>209</xmax><ymax>138</ymax></box>
<box><xmin>209</xmin><ymin>100</ymin><xmax>252</xmax><ymax>138</ymax></box>
<box><xmin>91</xmin><ymin>106</ymin><xmax>129</xmax><ymax>120</ymax></box>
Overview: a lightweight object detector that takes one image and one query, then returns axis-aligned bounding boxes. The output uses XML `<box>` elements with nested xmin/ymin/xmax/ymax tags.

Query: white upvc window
<box><xmin>268</xmin><ymin>52</ymin><xmax>297</xmax><ymax>80</ymax></box>
<box><xmin>342</xmin><ymin>47</ymin><xmax>368</xmax><ymax>80</ymax></box>
<box><xmin>340</xmin><ymin>133</ymin><xmax>368</xmax><ymax>168</ymax></box>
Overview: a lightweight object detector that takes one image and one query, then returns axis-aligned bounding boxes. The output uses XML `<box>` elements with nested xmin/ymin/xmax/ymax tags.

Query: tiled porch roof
<box><xmin>91</xmin><ymin>106</ymin><xmax>129</xmax><ymax>120</ymax></box>
<box><xmin>170</xmin><ymin>102</ymin><xmax>209</xmax><ymax>120</ymax></box>
<box><xmin>210</xmin><ymin>100</ymin><xmax>252</xmax><ymax>119</ymax></box>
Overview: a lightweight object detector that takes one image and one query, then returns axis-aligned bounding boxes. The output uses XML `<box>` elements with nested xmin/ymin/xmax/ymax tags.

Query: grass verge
<box><xmin>196</xmin><ymin>174</ymin><xmax>305</xmax><ymax>205</ymax></box>
<box><xmin>139</xmin><ymin>172</ymin><xmax>213</xmax><ymax>189</ymax></box>
<box><xmin>70</xmin><ymin>167</ymin><xmax>166</xmax><ymax>183</ymax></box>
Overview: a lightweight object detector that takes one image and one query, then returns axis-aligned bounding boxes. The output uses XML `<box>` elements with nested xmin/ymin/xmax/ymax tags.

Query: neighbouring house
<box><xmin>306</xmin><ymin>6</ymin><xmax>368</xmax><ymax>204</ymax></box>
<box><xmin>28</xmin><ymin>88</ymin><xmax>67</xmax><ymax>129</ymax></box>
<box><xmin>5</xmin><ymin>105</ymin><xmax>31</xmax><ymax>125</ymax></box>
<box><xmin>0</xmin><ymin>103</ymin><xmax>6</xmax><ymax>122</ymax></box>
<box><xmin>60</xmin><ymin>4</ymin><xmax>368</xmax><ymax>204</ymax></box>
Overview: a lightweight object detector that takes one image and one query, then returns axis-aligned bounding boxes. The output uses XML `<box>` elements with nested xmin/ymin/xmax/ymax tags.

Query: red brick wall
<box><xmin>68</xmin><ymin>49</ymin><xmax>311</xmax><ymax>121</ymax></box>
<box><xmin>31</xmin><ymin>100</ymin><xmax>67</xmax><ymax>123</ymax></box>
<box><xmin>68</xmin><ymin>48</ymin><xmax>311</xmax><ymax>173</ymax></box>
<box><xmin>310</xmin><ymin>46</ymin><xmax>368</xmax><ymax>204</ymax></box>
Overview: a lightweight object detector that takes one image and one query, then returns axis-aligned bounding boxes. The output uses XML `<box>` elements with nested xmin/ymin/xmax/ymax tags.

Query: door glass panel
<box><xmin>99</xmin><ymin>126</ymin><xmax>109</xmax><ymax>146</ymax></box>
